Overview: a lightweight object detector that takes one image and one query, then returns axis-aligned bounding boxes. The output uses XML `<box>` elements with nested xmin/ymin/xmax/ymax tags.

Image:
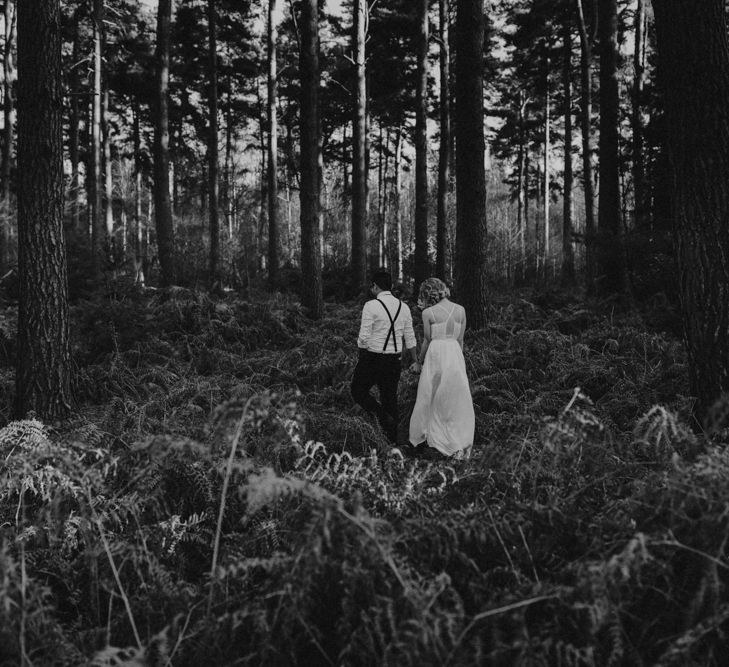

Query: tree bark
<box><xmin>562</xmin><ymin>12</ymin><xmax>576</xmax><ymax>286</ymax></box>
<box><xmin>298</xmin><ymin>0</ymin><xmax>323</xmax><ymax>318</ymax></box>
<box><xmin>153</xmin><ymin>0</ymin><xmax>176</xmax><ymax>286</ymax></box>
<box><xmin>653</xmin><ymin>0</ymin><xmax>729</xmax><ymax>425</ymax></box>
<box><xmin>133</xmin><ymin>95</ymin><xmax>144</xmax><ymax>284</ymax></box>
<box><xmin>576</xmin><ymin>0</ymin><xmax>596</xmax><ymax>290</ymax></box>
<box><xmin>377</xmin><ymin>123</ymin><xmax>386</xmax><ymax>267</ymax></box>
<box><xmin>208</xmin><ymin>0</ymin><xmax>220</xmax><ymax>289</ymax></box>
<box><xmin>455</xmin><ymin>0</ymin><xmax>488</xmax><ymax>329</ymax></box>
<box><xmin>225</xmin><ymin>85</ymin><xmax>233</xmax><ymax>239</ymax></box>
<box><xmin>267</xmin><ymin>0</ymin><xmax>278</xmax><ymax>286</ymax></box>
<box><xmin>516</xmin><ymin>93</ymin><xmax>527</xmax><ymax>285</ymax></box>
<box><xmin>256</xmin><ymin>80</ymin><xmax>266</xmax><ymax>273</ymax></box>
<box><xmin>632</xmin><ymin>0</ymin><xmax>646</xmax><ymax>231</ymax></box>
<box><xmin>436</xmin><ymin>0</ymin><xmax>451</xmax><ymax>281</ymax></box>
<box><xmin>596</xmin><ymin>0</ymin><xmax>623</xmax><ymax>294</ymax></box>
<box><xmin>16</xmin><ymin>0</ymin><xmax>72</xmax><ymax>419</ymax></box>
<box><xmin>68</xmin><ymin>7</ymin><xmax>81</xmax><ymax>237</ymax></box>
<box><xmin>91</xmin><ymin>0</ymin><xmax>104</xmax><ymax>274</ymax></box>
<box><xmin>351</xmin><ymin>0</ymin><xmax>367</xmax><ymax>293</ymax></box>
<box><xmin>103</xmin><ymin>87</ymin><xmax>113</xmax><ymax>259</ymax></box>
<box><xmin>524</xmin><ymin>145</ymin><xmax>532</xmax><ymax>280</ymax></box>
<box><xmin>394</xmin><ymin>122</ymin><xmax>403</xmax><ymax>283</ymax></box>
<box><xmin>382</xmin><ymin>127</ymin><xmax>390</xmax><ymax>271</ymax></box>
<box><xmin>0</xmin><ymin>0</ymin><xmax>15</xmax><ymax>272</ymax></box>
<box><xmin>543</xmin><ymin>49</ymin><xmax>550</xmax><ymax>277</ymax></box>
<box><xmin>414</xmin><ymin>0</ymin><xmax>430</xmax><ymax>291</ymax></box>
<box><xmin>535</xmin><ymin>155</ymin><xmax>542</xmax><ymax>277</ymax></box>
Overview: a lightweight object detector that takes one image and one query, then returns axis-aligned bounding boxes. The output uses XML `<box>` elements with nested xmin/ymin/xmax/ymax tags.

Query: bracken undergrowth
<box><xmin>1</xmin><ymin>285</ymin><xmax>727</xmax><ymax>666</ymax></box>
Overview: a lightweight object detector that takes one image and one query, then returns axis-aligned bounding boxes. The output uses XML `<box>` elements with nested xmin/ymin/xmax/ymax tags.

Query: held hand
<box><xmin>409</xmin><ymin>361</ymin><xmax>422</xmax><ymax>373</ymax></box>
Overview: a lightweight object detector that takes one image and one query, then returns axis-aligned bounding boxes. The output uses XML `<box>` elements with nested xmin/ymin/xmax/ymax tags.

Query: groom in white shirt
<box><xmin>351</xmin><ymin>270</ymin><xmax>420</xmax><ymax>443</ymax></box>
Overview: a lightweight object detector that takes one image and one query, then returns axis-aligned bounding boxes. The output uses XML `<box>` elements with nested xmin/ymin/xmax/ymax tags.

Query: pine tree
<box><xmin>454</xmin><ymin>0</ymin><xmax>488</xmax><ymax>328</ymax></box>
<box><xmin>653</xmin><ymin>0</ymin><xmax>729</xmax><ymax>425</ymax></box>
<box><xmin>16</xmin><ymin>0</ymin><xmax>72</xmax><ymax>418</ymax></box>
<box><xmin>298</xmin><ymin>0</ymin><xmax>323</xmax><ymax>318</ymax></box>
<box><xmin>153</xmin><ymin>0</ymin><xmax>176</xmax><ymax>286</ymax></box>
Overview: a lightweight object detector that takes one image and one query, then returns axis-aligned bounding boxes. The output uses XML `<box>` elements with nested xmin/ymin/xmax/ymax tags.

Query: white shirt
<box><xmin>357</xmin><ymin>291</ymin><xmax>417</xmax><ymax>353</ymax></box>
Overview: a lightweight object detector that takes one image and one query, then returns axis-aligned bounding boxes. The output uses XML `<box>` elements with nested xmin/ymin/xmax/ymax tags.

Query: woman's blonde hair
<box><xmin>418</xmin><ymin>277</ymin><xmax>450</xmax><ymax>309</ymax></box>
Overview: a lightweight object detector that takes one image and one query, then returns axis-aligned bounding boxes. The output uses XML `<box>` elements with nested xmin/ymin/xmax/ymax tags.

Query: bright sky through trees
<box><xmin>141</xmin><ymin>0</ymin><xmax>343</xmax><ymax>15</ymax></box>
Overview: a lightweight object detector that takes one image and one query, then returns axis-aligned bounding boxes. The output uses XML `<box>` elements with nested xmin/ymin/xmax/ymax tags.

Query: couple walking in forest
<box><xmin>351</xmin><ymin>270</ymin><xmax>475</xmax><ymax>459</ymax></box>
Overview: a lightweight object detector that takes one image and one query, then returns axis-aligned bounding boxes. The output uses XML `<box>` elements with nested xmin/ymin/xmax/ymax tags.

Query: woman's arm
<box><xmin>458</xmin><ymin>307</ymin><xmax>467</xmax><ymax>349</ymax></box>
<box><xmin>419</xmin><ymin>309</ymin><xmax>432</xmax><ymax>364</ymax></box>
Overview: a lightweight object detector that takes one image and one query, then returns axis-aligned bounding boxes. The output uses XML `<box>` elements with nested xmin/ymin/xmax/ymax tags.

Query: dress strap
<box><xmin>376</xmin><ymin>298</ymin><xmax>402</xmax><ymax>352</ymax></box>
<box><xmin>435</xmin><ymin>302</ymin><xmax>456</xmax><ymax>320</ymax></box>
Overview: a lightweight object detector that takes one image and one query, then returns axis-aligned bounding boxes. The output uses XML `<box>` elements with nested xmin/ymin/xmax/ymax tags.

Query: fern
<box><xmin>0</xmin><ymin>419</ymin><xmax>116</xmax><ymax>532</ymax></box>
<box><xmin>654</xmin><ymin>603</ymin><xmax>729</xmax><ymax>667</ymax></box>
<box><xmin>632</xmin><ymin>405</ymin><xmax>698</xmax><ymax>460</ymax></box>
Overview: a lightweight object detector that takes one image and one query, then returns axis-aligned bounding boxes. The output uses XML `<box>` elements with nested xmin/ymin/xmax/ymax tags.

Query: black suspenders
<box><xmin>376</xmin><ymin>298</ymin><xmax>402</xmax><ymax>352</ymax></box>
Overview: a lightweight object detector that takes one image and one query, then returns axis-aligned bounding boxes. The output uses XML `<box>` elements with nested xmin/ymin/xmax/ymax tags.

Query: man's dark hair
<box><xmin>371</xmin><ymin>270</ymin><xmax>392</xmax><ymax>291</ymax></box>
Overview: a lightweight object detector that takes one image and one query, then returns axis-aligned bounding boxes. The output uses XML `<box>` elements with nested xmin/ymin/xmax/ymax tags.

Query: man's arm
<box><xmin>402</xmin><ymin>306</ymin><xmax>420</xmax><ymax>370</ymax></box>
<box><xmin>357</xmin><ymin>301</ymin><xmax>374</xmax><ymax>349</ymax></box>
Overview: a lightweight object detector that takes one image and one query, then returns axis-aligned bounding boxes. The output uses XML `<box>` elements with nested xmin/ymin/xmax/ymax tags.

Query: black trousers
<box><xmin>351</xmin><ymin>349</ymin><xmax>401</xmax><ymax>442</ymax></box>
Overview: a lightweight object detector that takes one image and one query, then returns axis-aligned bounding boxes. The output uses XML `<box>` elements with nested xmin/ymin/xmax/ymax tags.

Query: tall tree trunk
<box><xmin>145</xmin><ymin>186</ymin><xmax>152</xmax><ymax>278</ymax></box>
<box><xmin>342</xmin><ymin>121</ymin><xmax>349</xmax><ymax>197</ymax></box>
<box><xmin>267</xmin><ymin>0</ymin><xmax>278</xmax><ymax>286</ymax></box>
<box><xmin>1</xmin><ymin>0</ymin><xmax>15</xmax><ymax>273</ymax></box>
<box><xmin>103</xmin><ymin>87</ymin><xmax>113</xmax><ymax>259</ymax></box>
<box><xmin>68</xmin><ymin>8</ymin><xmax>81</xmax><ymax>237</ymax></box>
<box><xmin>91</xmin><ymin>0</ymin><xmax>103</xmax><ymax>274</ymax></box>
<box><xmin>298</xmin><ymin>0</ymin><xmax>322</xmax><ymax>318</ymax></box>
<box><xmin>414</xmin><ymin>0</ymin><xmax>430</xmax><ymax>290</ymax></box>
<box><xmin>351</xmin><ymin>0</ymin><xmax>367</xmax><ymax>292</ymax></box>
<box><xmin>516</xmin><ymin>94</ymin><xmax>528</xmax><ymax>285</ymax></box>
<box><xmin>653</xmin><ymin>0</ymin><xmax>729</xmax><ymax>425</ymax></box>
<box><xmin>225</xmin><ymin>85</ymin><xmax>233</xmax><ymax>239</ymax></box>
<box><xmin>208</xmin><ymin>0</ymin><xmax>220</xmax><ymax>289</ymax></box>
<box><xmin>394</xmin><ymin>122</ymin><xmax>403</xmax><ymax>283</ymax></box>
<box><xmin>120</xmin><ymin>192</ymin><xmax>127</xmax><ymax>256</ymax></box>
<box><xmin>543</xmin><ymin>49</ymin><xmax>550</xmax><ymax>278</ymax></box>
<box><xmin>596</xmin><ymin>0</ymin><xmax>623</xmax><ymax>294</ymax></box>
<box><xmin>169</xmin><ymin>150</ymin><xmax>177</xmax><ymax>216</ymax></box>
<box><xmin>257</xmin><ymin>80</ymin><xmax>266</xmax><ymax>272</ymax></box>
<box><xmin>153</xmin><ymin>0</ymin><xmax>176</xmax><ymax>286</ymax></box>
<box><xmin>632</xmin><ymin>0</ymin><xmax>646</xmax><ymax>231</ymax></box>
<box><xmin>382</xmin><ymin>127</ymin><xmax>391</xmax><ymax>271</ymax></box>
<box><xmin>524</xmin><ymin>146</ymin><xmax>533</xmax><ymax>280</ymax></box>
<box><xmin>436</xmin><ymin>0</ymin><xmax>451</xmax><ymax>281</ymax></box>
<box><xmin>562</xmin><ymin>13</ymin><xmax>576</xmax><ymax>285</ymax></box>
<box><xmin>535</xmin><ymin>155</ymin><xmax>542</xmax><ymax>277</ymax></box>
<box><xmin>283</xmin><ymin>94</ymin><xmax>294</xmax><ymax>261</ymax></box>
<box><xmin>16</xmin><ymin>0</ymin><xmax>71</xmax><ymax>419</ymax></box>
<box><xmin>576</xmin><ymin>0</ymin><xmax>596</xmax><ymax>290</ymax></box>
<box><xmin>455</xmin><ymin>0</ymin><xmax>488</xmax><ymax>329</ymax></box>
<box><xmin>377</xmin><ymin>123</ymin><xmax>385</xmax><ymax>267</ymax></box>
<box><xmin>318</xmin><ymin>129</ymin><xmax>325</xmax><ymax>263</ymax></box>
<box><xmin>133</xmin><ymin>95</ymin><xmax>144</xmax><ymax>285</ymax></box>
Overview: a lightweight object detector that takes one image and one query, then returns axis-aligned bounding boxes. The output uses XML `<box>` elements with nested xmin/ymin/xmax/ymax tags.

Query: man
<box><xmin>351</xmin><ymin>270</ymin><xmax>420</xmax><ymax>443</ymax></box>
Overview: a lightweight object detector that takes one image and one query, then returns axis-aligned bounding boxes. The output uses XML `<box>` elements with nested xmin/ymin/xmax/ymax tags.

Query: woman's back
<box><xmin>426</xmin><ymin>300</ymin><xmax>465</xmax><ymax>341</ymax></box>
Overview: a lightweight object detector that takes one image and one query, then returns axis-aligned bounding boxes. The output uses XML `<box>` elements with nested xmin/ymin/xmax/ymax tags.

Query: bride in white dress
<box><xmin>409</xmin><ymin>278</ymin><xmax>475</xmax><ymax>459</ymax></box>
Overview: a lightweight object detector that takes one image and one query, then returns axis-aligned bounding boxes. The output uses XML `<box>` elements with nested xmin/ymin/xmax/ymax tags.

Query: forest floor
<box><xmin>2</xmin><ymin>284</ymin><xmax>728</xmax><ymax>666</ymax></box>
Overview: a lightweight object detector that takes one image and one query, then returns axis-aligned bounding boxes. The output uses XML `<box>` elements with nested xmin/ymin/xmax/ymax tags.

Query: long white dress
<box><xmin>409</xmin><ymin>303</ymin><xmax>475</xmax><ymax>458</ymax></box>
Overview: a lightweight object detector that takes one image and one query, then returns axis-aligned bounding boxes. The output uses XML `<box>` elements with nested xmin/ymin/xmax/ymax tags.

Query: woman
<box><xmin>409</xmin><ymin>278</ymin><xmax>475</xmax><ymax>459</ymax></box>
